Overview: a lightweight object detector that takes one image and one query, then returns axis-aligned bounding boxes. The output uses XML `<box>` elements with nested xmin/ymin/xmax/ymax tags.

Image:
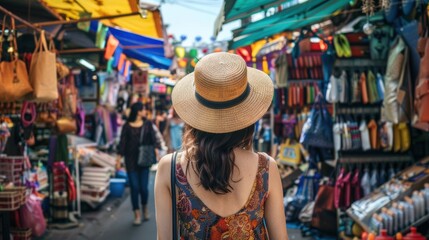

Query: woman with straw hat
<box><xmin>155</xmin><ymin>52</ymin><xmax>288</xmax><ymax>239</ymax></box>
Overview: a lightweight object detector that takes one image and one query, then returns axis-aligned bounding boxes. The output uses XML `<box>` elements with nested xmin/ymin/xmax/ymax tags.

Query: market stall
<box><xmin>216</xmin><ymin>0</ymin><xmax>429</xmax><ymax>238</ymax></box>
<box><xmin>0</xmin><ymin>0</ymin><xmax>172</xmax><ymax>238</ymax></box>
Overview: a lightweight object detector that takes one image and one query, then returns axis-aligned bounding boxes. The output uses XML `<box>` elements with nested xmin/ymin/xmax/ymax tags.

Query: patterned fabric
<box><xmin>175</xmin><ymin>153</ymin><xmax>270</xmax><ymax>240</ymax></box>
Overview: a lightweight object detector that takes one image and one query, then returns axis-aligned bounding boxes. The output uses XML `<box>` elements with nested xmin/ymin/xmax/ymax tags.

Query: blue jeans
<box><xmin>128</xmin><ymin>168</ymin><xmax>150</xmax><ymax>211</ymax></box>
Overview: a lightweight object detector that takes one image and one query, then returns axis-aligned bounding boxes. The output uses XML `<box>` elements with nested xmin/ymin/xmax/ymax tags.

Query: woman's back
<box><xmin>175</xmin><ymin>149</ymin><xmax>269</xmax><ymax>239</ymax></box>
<box><xmin>154</xmin><ymin>53</ymin><xmax>287</xmax><ymax>240</ymax></box>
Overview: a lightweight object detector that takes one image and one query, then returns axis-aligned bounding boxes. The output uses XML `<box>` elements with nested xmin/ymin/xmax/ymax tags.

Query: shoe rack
<box><xmin>346</xmin><ymin>157</ymin><xmax>429</xmax><ymax>234</ymax></box>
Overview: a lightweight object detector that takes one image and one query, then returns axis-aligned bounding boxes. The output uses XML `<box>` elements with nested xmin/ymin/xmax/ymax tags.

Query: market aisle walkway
<box><xmin>95</xmin><ymin>172</ymin><xmax>157</xmax><ymax>240</ymax></box>
<box><xmin>44</xmin><ymin>171</ymin><xmax>307</xmax><ymax>240</ymax></box>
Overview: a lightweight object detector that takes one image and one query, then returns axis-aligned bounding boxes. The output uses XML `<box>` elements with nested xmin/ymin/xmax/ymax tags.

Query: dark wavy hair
<box><xmin>128</xmin><ymin>102</ymin><xmax>144</xmax><ymax>122</ymax></box>
<box><xmin>183</xmin><ymin>123</ymin><xmax>255</xmax><ymax>194</ymax></box>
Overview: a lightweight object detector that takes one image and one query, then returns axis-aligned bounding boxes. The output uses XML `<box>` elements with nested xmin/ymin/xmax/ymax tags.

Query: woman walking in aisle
<box><xmin>163</xmin><ymin>107</ymin><xmax>185</xmax><ymax>153</ymax></box>
<box><xmin>117</xmin><ymin>102</ymin><xmax>166</xmax><ymax>225</ymax></box>
<box><xmin>155</xmin><ymin>52</ymin><xmax>288</xmax><ymax>239</ymax></box>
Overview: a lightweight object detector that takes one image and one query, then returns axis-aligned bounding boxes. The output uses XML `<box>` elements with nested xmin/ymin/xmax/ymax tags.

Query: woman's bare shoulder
<box><xmin>156</xmin><ymin>154</ymin><xmax>174</xmax><ymax>181</ymax></box>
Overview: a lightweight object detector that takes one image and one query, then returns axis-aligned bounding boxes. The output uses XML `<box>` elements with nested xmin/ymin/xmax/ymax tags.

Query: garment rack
<box><xmin>334</xmin><ymin>59</ymin><xmax>387</xmax><ymax>68</ymax></box>
<box><xmin>336</xmin><ymin>107</ymin><xmax>380</xmax><ymax>115</ymax></box>
<box><xmin>287</xmin><ymin>79</ymin><xmax>323</xmax><ymax>84</ymax></box>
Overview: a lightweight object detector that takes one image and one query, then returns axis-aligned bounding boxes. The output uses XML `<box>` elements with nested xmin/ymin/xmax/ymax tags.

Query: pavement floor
<box><xmin>40</xmin><ymin>172</ymin><xmax>312</xmax><ymax>240</ymax></box>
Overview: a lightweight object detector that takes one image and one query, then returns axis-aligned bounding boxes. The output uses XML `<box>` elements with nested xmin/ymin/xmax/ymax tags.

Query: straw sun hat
<box><xmin>172</xmin><ymin>52</ymin><xmax>273</xmax><ymax>134</ymax></box>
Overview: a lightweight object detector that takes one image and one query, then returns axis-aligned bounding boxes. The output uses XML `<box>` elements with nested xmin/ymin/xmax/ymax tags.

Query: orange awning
<box><xmin>40</xmin><ymin>0</ymin><xmax>163</xmax><ymax>38</ymax></box>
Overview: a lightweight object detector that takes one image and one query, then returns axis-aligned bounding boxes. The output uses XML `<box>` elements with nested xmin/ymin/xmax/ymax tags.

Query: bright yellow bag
<box><xmin>278</xmin><ymin>139</ymin><xmax>302</xmax><ymax>166</ymax></box>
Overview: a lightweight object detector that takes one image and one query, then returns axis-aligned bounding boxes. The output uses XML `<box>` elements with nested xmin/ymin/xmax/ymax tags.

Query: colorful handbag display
<box><xmin>0</xmin><ymin>16</ymin><xmax>33</xmax><ymax>102</ymax></box>
<box><xmin>29</xmin><ymin>30</ymin><xmax>58</xmax><ymax>102</ymax></box>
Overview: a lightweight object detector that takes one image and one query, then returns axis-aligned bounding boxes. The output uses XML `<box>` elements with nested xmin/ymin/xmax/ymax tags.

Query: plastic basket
<box><xmin>110</xmin><ymin>178</ymin><xmax>126</xmax><ymax>198</ymax></box>
<box><xmin>11</xmin><ymin>228</ymin><xmax>32</xmax><ymax>240</ymax></box>
<box><xmin>0</xmin><ymin>187</ymin><xmax>26</xmax><ymax>211</ymax></box>
<box><xmin>0</xmin><ymin>157</ymin><xmax>25</xmax><ymax>186</ymax></box>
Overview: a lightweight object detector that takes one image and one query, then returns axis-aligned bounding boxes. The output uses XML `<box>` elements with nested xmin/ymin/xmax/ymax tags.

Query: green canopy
<box><xmin>233</xmin><ymin>0</ymin><xmax>326</xmax><ymax>37</ymax></box>
<box><xmin>214</xmin><ymin>0</ymin><xmax>290</xmax><ymax>36</ymax></box>
<box><xmin>225</xmin><ymin>0</ymin><xmax>286</xmax><ymax>23</ymax></box>
<box><xmin>231</xmin><ymin>0</ymin><xmax>351</xmax><ymax>49</ymax></box>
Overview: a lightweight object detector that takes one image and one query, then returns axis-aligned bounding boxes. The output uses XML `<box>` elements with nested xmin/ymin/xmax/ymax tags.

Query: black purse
<box><xmin>137</xmin><ymin>124</ymin><xmax>157</xmax><ymax>167</ymax></box>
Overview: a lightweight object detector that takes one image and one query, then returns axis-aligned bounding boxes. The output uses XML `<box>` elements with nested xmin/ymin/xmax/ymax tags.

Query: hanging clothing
<box><xmin>275</xmin><ymin>54</ymin><xmax>288</xmax><ymax>88</ymax></box>
<box><xmin>361</xmin><ymin>168</ymin><xmax>371</xmax><ymax>196</ymax></box>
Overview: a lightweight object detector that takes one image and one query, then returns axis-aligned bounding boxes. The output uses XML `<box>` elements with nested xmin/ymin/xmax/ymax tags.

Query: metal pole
<box><xmin>26</xmin><ymin>12</ymin><xmax>141</xmax><ymax>28</ymax></box>
<box><xmin>58</xmin><ymin>45</ymin><xmax>164</xmax><ymax>54</ymax></box>
<box><xmin>58</xmin><ymin>48</ymin><xmax>105</xmax><ymax>54</ymax></box>
<box><xmin>0</xmin><ymin>5</ymin><xmax>49</xmax><ymax>35</ymax></box>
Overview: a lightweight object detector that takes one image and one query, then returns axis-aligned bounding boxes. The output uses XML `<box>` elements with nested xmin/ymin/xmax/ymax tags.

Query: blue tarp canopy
<box><xmin>90</xmin><ymin>22</ymin><xmax>172</xmax><ymax>69</ymax></box>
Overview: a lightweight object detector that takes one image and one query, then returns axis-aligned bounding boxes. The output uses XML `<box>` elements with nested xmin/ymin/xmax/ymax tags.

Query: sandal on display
<box><xmin>334</xmin><ymin>34</ymin><xmax>352</xmax><ymax>58</ymax></box>
<box><xmin>334</xmin><ymin>35</ymin><xmax>344</xmax><ymax>58</ymax></box>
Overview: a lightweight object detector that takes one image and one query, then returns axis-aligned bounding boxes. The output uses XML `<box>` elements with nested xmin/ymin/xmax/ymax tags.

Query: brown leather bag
<box><xmin>56</xmin><ymin>76</ymin><xmax>77</xmax><ymax>133</ymax></box>
<box><xmin>311</xmin><ymin>185</ymin><xmax>337</xmax><ymax>234</ymax></box>
<box><xmin>29</xmin><ymin>30</ymin><xmax>58</xmax><ymax>102</ymax></box>
<box><xmin>415</xmin><ymin>11</ymin><xmax>429</xmax><ymax>123</ymax></box>
<box><xmin>56</xmin><ymin>117</ymin><xmax>76</xmax><ymax>134</ymax></box>
<box><xmin>0</xmin><ymin>16</ymin><xmax>33</xmax><ymax>102</ymax></box>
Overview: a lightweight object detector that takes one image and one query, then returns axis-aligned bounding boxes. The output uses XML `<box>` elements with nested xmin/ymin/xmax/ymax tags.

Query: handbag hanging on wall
<box><xmin>382</xmin><ymin>36</ymin><xmax>411</xmax><ymax>123</ymax></box>
<box><xmin>29</xmin><ymin>30</ymin><xmax>58</xmax><ymax>102</ymax></box>
<box><xmin>415</xmin><ymin>8</ymin><xmax>429</xmax><ymax>124</ymax></box>
<box><xmin>0</xmin><ymin>16</ymin><xmax>33</xmax><ymax>102</ymax></box>
<box><xmin>300</xmin><ymin>94</ymin><xmax>334</xmax><ymax>149</ymax></box>
<box><xmin>56</xmin><ymin>76</ymin><xmax>77</xmax><ymax>134</ymax></box>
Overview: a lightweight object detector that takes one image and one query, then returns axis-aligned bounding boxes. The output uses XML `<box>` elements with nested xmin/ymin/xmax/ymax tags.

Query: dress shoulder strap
<box><xmin>257</xmin><ymin>152</ymin><xmax>270</xmax><ymax>195</ymax></box>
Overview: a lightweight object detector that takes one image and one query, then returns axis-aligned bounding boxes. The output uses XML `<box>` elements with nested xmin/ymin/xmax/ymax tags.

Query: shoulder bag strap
<box><xmin>171</xmin><ymin>151</ymin><xmax>178</xmax><ymax>240</ymax></box>
<box><xmin>139</xmin><ymin>123</ymin><xmax>145</xmax><ymax>145</ymax></box>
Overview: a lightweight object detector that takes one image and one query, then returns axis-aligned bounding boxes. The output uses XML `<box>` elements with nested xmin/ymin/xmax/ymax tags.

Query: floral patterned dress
<box><xmin>175</xmin><ymin>153</ymin><xmax>270</xmax><ymax>240</ymax></box>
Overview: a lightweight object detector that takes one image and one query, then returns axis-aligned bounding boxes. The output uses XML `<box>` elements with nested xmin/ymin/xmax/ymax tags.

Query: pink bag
<box><xmin>19</xmin><ymin>194</ymin><xmax>46</xmax><ymax>237</ymax></box>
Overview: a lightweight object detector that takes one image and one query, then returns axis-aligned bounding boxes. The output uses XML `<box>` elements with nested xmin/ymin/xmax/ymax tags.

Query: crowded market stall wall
<box><xmin>0</xmin><ymin>2</ymin><xmax>172</xmax><ymax>238</ymax></box>
<box><xmin>216</xmin><ymin>0</ymin><xmax>429</xmax><ymax>238</ymax></box>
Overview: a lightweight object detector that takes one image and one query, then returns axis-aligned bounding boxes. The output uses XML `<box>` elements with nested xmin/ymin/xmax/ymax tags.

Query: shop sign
<box><xmin>132</xmin><ymin>70</ymin><xmax>149</xmax><ymax>95</ymax></box>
